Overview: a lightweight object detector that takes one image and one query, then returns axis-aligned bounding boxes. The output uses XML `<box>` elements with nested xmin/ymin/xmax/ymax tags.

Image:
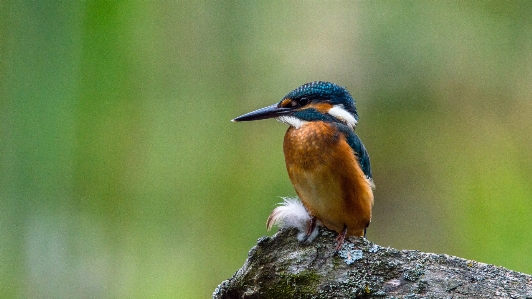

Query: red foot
<box><xmin>334</xmin><ymin>225</ymin><xmax>348</xmax><ymax>253</ymax></box>
<box><xmin>306</xmin><ymin>216</ymin><xmax>316</xmax><ymax>236</ymax></box>
<box><xmin>301</xmin><ymin>216</ymin><xmax>317</xmax><ymax>242</ymax></box>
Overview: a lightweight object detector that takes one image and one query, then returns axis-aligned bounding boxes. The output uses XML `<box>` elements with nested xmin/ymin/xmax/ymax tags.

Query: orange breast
<box><xmin>283</xmin><ymin>122</ymin><xmax>373</xmax><ymax>237</ymax></box>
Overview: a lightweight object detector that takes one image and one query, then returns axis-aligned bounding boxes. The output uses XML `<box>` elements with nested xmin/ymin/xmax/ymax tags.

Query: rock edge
<box><xmin>214</xmin><ymin>228</ymin><xmax>532</xmax><ymax>299</ymax></box>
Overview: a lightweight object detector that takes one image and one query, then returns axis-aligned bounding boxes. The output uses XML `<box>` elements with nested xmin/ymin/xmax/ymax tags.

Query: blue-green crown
<box><xmin>283</xmin><ymin>81</ymin><xmax>359</xmax><ymax>121</ymax></box>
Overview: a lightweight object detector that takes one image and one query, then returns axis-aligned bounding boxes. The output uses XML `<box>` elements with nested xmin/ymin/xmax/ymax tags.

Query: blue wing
<box><xmin>336</xmin><ymin>124</ymin><xmax>372</xmax><ymax>180</ymax></box>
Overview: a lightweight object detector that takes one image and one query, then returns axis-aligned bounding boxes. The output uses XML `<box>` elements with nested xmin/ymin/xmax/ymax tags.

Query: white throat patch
<box><xmin>277</xmin><ymin>116</ymin><xmax>308</xmax><ymax>129</ymax></box>
<box><xmin>328</xmin><ymin>105</ymin><xmax>358</xmax><ymax>128</ymax></box>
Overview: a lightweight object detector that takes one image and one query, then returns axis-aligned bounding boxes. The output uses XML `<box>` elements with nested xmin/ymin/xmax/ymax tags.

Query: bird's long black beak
<box><xmin>232</xmin><ymin>104</ymin><xmax>291</xmax><ymax>122</ymax></box>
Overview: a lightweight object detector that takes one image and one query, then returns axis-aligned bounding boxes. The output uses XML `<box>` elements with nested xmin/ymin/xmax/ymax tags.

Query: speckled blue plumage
<box><xmin>336</xmin><ymin>123</ymin><xmax>373</xmax><ymax>180</ymax></box>
<box><xmin>283</xmin><ymin>81</ymin><xmax>359</xmax><ymax>121</ymax></box>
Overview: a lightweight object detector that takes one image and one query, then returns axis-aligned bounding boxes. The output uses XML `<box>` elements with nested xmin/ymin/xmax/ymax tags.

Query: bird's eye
<box><xmin>297</xmin><ymin>97</ymin><xmax>309</xmax><ymax>106</ymax></box>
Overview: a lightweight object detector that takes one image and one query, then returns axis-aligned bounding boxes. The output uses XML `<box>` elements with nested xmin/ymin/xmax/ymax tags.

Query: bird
<box><xmin>232</xmin><ymin>81</ymin><xmax>374</xmax><ymax>252</ymax></box>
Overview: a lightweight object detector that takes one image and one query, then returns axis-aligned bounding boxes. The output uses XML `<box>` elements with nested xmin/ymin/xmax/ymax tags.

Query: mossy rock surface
<box><xmin>214</xmin><ymin>228</ymin><xmax>532</xmax><ymax>299</ymax></box>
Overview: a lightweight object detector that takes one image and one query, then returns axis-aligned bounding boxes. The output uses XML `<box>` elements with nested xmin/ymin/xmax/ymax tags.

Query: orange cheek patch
<box><xmin>309</xmin><ymin>102</ymin><xmax>333</xmax><ymax>113</ymax></box>
<box><xmin>280</xmin><ymin>99</ymin><xmax>292</xmax><ymax>108</ymax></box>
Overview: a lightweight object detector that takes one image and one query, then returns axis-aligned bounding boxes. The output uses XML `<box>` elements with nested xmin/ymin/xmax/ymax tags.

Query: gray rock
<box><xmin>214</xmin><ymin>228</ymin><xmax>532</xmax><ymax>299</ymax></box>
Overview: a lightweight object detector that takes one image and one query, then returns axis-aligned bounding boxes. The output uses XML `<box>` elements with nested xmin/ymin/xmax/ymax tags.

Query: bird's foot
<box><xmin>305</xmin><ymin>216</ymin><xmax>317</xmax><ymax>236</ymax></box>
<box><xmin>334</xmin><ymin>225</ymin><xmax>348</xmax><ymax>254</ymax></box>
<box><xmin>300</xmin><ymin>216</ymin><xmax>318</xmax><ymax>243</ymax></box>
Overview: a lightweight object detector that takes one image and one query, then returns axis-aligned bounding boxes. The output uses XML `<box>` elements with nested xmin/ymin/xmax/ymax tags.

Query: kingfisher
<box><xmin>232</xmin><ymin>81</ymin><xmax>374</xmax><ymax>251</ymax></box>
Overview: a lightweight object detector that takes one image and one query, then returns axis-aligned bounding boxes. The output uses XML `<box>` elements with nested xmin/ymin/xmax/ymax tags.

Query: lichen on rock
<box><xmin>214</xmin><ymin>228</ymin><xmax>532</xmax><ymax>299</ymax></box>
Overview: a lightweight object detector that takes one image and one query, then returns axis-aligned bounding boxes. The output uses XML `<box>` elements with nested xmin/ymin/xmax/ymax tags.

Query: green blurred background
<box><xmin>1</xmin><ymin>1</ymin><xmax>532</xmax><ymax>298</ymax></box>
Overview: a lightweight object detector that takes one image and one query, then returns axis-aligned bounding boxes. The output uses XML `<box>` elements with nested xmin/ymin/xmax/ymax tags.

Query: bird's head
<box><xmin>232</xmin><ymin>81</ymin><xmax>359</xmax><ymax>129</ymax></box>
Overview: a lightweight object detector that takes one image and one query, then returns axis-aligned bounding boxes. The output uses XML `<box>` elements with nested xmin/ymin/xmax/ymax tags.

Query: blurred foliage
<box><xmin>1</xmin><ymin>1</ymin><xmax>532</xmax><ymax>298</ymax></box>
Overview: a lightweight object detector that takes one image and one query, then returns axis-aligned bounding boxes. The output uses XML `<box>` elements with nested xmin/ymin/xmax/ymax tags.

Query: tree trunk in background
<box><xmin>214</xmin><ymin>228</ymin><xmax>532</xmax><ymax>299</ymax></box>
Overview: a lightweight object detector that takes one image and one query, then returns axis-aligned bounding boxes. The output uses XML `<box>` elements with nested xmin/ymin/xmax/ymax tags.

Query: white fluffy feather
<box><xmin>266</xmin><ymin>197</ymin><xmax>320</xmax><ymax>242</ymax></box>
<box><xmin>328</xmin><ymin>105</ymin><xmax>358</xmax><ymax>128</ymax></box>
